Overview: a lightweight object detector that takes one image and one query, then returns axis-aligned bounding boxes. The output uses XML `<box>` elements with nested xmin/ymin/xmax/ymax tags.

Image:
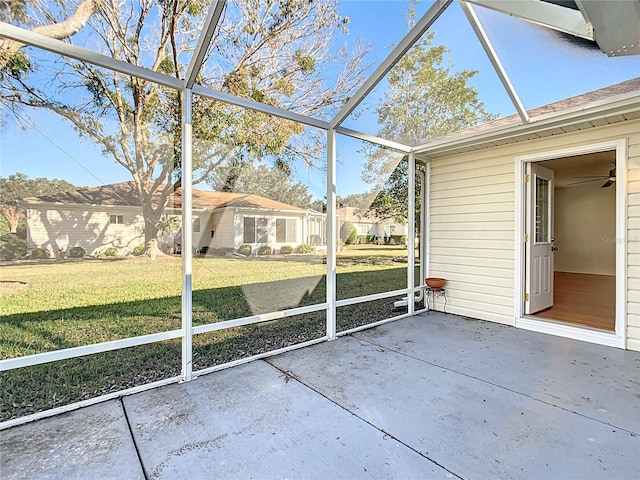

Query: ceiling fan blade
<box><xmin>567</xmin><ymin>178</ymin><xmax>603</xmax><ymax>186</ymax></box>
<box><xmin>571</xmin><ymin>175</ymin><xmax>609</xmax><ymax>179</ymax></box>
<box><xmin>601</xmin><ymin>179</ymin><xmax>615</xmax><ymax>188</ymax></box>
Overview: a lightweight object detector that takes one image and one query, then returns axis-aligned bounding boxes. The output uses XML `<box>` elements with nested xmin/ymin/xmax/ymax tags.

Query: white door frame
<box><xmin>514</xmin><ymin>139</ymin><xmax>627</xmax><ymax>349</ymax></box>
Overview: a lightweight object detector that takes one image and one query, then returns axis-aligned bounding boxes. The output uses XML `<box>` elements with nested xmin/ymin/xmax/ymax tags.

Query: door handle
<box><xmin>551</xmin><ymin>246</ymin><xmax>559</xmax><ymax>252</ymax></box>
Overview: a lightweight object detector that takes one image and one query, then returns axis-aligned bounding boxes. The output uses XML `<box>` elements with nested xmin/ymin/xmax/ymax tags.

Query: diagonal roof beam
<box><xmin>465</xmin><ymin>0</ymin><xmax>593</xmax><ymax>40</ymax></box>
<box><xmin>0</xmin><ymin>22</ymin><xmax>184</xmax><ymax>89</ymax></box>
<box><xmin>460</xmin><ymin>0</ymin><xmax>530</xmax><ymax>124</ymax></box>
<box><xmin>329</xmin><ymin>0</ymin><xmax>452</xmax><ymax>130</ymax></box>
<box><xmin>185</xmin><ymin>0</ymin><xmax>226</xmax><ymax>89</ymax></box>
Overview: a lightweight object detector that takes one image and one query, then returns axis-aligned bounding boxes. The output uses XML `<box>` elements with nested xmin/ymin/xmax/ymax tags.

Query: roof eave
<box><xmin>413</xmin><ymin>92</ymin><xmax>640</xmax><ymax>159</ymax></box>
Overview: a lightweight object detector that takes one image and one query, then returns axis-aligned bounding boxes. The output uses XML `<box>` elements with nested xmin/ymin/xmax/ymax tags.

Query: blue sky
<box><xmin>1</xmin><ymin>0</ymin><xmax>638</xmax><ymax>199</ymax></box>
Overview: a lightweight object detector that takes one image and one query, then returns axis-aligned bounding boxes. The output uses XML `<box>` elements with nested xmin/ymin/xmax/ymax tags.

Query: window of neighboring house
<box><xmin>193</xmin><ymin>217</ymin><xmax>201</xmax><ymax>233</ymax></box>
<box><xmin>356</xmin><ymin>224</ymin><xmax>369</xmax><ymax>236</ymax></box>
<box><xmin>110</xmin><ymin>215</ymin><xmax>124</xmax><ymax>224</ymax></box>
<box><xmin>244</xmin><ymin>217</ymin><xmax>269</xmax><ymax>243</ymax></box>
<box><xmin>276</xmin><ymin>218</ymin><xmax>297</xmax><ymax>243</ymax></box>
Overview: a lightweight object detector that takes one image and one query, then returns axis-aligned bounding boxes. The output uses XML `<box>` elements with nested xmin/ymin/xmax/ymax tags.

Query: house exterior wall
<box><xmin>233</xmin><ymin>209</ymin><xmax>306</xmax><ymax>253</ymax></box>
<box><xmin>209</xmin><ymin>210</ymin><xmax>235</xmax><ymax>250</ymax></box>
<box><xmin>429</xmin><ymin>120</ymin><xmax>640</xmax><ymax>351</ymax></box>
<box><xmin>25</xmin><ymin>205</ymin><xmax>145</xmax><ymax>256</ymax></box>
<box><xmin>628</xmin><ymin>126</ymin><xmax>640</xmax><ymax>351</ymax></box>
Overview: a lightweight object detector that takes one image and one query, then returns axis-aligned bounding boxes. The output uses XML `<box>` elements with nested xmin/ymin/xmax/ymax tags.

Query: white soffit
<box><xmin>575</xmin><ymin>0</ymin><xmax>640</xmax><ymax>56</ymax></box>
<box><xmin>465</xmin><ymin>0</ymin><xmax>594</xmax><ymax>40</ymax></box>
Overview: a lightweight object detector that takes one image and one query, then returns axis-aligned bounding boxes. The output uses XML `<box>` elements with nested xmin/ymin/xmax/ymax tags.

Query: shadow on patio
<box><xmin>2</xmin><ymin>312</ymin><xmax>639</xmax><ymax>479</ymax></box>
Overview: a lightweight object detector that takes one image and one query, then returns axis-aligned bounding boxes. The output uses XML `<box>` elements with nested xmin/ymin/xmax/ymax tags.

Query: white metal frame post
<box><xmin>326</xmin><ymin>129</ymin><xmax>337</xmax><ymax>340</ymax></box>
<box><xmin>407</xmin><ymin>153</ymin><xmax>416</xmax><ymax>314</ymax></box>
<box><xmin>181</xmin><ymin>89</ymin><xmax>194</xmax><ymax>381</ymax></box>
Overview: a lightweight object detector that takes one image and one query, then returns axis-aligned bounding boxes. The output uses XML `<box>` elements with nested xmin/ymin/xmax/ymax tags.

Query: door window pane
<box><xmin>535</xmin><ymin>177</ymin><xmax>550</xmax><ymax>243</ymax></box>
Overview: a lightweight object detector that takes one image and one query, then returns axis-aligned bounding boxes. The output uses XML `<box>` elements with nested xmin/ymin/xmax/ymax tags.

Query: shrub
<box><xmin>103</xmin><ymin>247</ymin><xmax>118</xmax><ymax>257</ymax></box>
<box><xmin>0</xmin><ymin>234</ymin><xmax>27</xmax><ymax>260</ymax></box>
<box><xmin>31</xmin><ymin>247</ymin><xmax>50</xmax><ymax>259</ymax></box>
<box><xmin>132</xmin><ymin>245</ymin><xmax>146</xmax><ymax>256</ymax></box>
<box><xmin>294</xmin><ymin>243</ymin><xmax>312</xmax><ymax>254</ymax></box>
<box><xmin>340</xmin><ymin>221</ymin><xmax>357</xmax><ymax>245</ymax></box>
<box><xmin>68</xmin><ymin>246</ymin><xmax>87</xmax><ymax>258</ymax></box>
<box><xmin>257</xmin><ymin>245</ymin><xmax>272</xmax><ymax>255</ymax></box>
<box><xmin>238</xmin><ymin>244</ymin><xmax>252</xmax><ymax>256</ymax></box>
<box><xmin>280</xmin><ymin>245</ymin><xmax>293</xmax><ymax>254</ymax></box>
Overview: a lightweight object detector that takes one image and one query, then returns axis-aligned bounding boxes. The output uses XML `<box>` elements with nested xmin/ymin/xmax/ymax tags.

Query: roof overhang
<box><xmin>467</xmin><ymin>0</ymin><xmax>640</xmax><ymax>57</ymax></box>
<box><xmin>414</xmin><ymin>91</ymin><xmax>640</xmax><ymax>159</ymax></box>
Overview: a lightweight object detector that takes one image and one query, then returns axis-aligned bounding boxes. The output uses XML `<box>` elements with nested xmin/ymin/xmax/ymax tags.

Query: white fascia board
<box><xmin>329</xmin><ymin>0</ymin><xmax>453</xmax><ymax>129</ymax></box>
<box><xmin>335</xmin><ymin>126</ymin><xmax>412</xmax><ymax>153</ymax></box>
<box><xmin>465</xmin><ymin>0</ymin><xmax>593</xmax><ymax>40</ymax></box>
<box><xmin>0</xmin><ymin>22</ymin><xmax>183</xmax><ymax>90</ymax></box>
<box><xmin>192</xmin><ymin>84</ymin><xmax>330</xmax><ymax>131</ymax></box>
<box><xmin>219</xmin><ymin>206</ymin><xmax>307</xmax><ymax>216</ymax></box>
<box><xmin>413</xmin><ymin>94</ymin><xmax>640</xmax><ymax>157</ymax></box>
<box><xmin>185</xmin><ymin>0</ymin><xmax>226</xmax><ymax>89</ymax></box>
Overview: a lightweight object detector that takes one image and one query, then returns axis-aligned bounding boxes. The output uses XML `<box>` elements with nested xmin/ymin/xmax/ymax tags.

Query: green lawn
<box><xmin>1</xmin><ymin>245</ymin><xmax>414</xmax><ymax>420</ymax></box>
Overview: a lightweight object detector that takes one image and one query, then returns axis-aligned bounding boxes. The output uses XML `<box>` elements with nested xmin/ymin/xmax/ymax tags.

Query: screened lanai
<box><xmin>1</xmin><ymin>0</ymin><xmax>639</xmax><ymax>427</ymax></box>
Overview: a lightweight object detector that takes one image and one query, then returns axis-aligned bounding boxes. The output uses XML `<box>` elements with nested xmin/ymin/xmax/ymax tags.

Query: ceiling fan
<box><xmin>568</xmin><ymin>162</ymin><xmax>616</xmax><ymax>188</ymax></box>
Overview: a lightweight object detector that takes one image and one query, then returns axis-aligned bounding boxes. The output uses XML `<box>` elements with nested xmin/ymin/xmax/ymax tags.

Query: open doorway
<box><xmin>525</xmin><ymin>151</ymin><xmax>616</xmax><ymax>331</ymax></box>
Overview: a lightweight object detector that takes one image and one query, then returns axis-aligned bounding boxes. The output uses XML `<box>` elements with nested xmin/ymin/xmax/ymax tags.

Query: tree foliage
<box><xmin>1</xmin><ymin>0</ymin><xmax>371</xmax><ymax>243</ymax></box>
<box><xmin>214</xmin><ymin>162</ymin><xmax>313</xmax><ymax>208</ymax></box>
<box><xmin>364</xmin><ymin>3</ymin><xmax>496</xmax><ymax>223</ymax></box>
<box><xmin>0</xmin><ymin>173</ymin><xmax>77</xmax><ymax>206</ymax></box>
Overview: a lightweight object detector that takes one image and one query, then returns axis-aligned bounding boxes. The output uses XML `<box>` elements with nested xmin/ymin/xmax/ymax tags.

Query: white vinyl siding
<box><xmin>209</xmin><ymin>211</ymin><xmax>235</xmax><ymax>249</ymax></box>
<box><xmin>627</xmin><ymin>128</ymin><xmax>640</xmax><ymax>351</ymax></box>
<box><xmin>430</xmin><ymin>151</ymin><xmax>516</xmax><ymax>325</ymax></box>
<box><xmin>26</xmin><ymin>207</ymin><xmax>144</xmax><ymax>256</ymax></box>
<box><xmin>429</xmin><ymin>120</ymin><xmax>640</xmax><ymax>351</ymax></box>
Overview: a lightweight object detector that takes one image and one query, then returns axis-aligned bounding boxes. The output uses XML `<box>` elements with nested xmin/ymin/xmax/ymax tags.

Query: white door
<box><xmin>525</xmin><ymin>163</ymin><xmax>555</xmax><ymax>314</ymax></box>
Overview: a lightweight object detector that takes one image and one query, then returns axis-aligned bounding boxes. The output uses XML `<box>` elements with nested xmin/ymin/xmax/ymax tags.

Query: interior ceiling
<box><xmin>538</xmin><ymin>150</ymin><xmax>616</xmax><ymax>188</ymax></box>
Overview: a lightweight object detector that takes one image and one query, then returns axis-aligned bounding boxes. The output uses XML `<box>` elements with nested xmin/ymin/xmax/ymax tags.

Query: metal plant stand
<box><xmin>426</xmin><ymin>287</ymin><xmax>447</xmax><ymax>314</ymax></box>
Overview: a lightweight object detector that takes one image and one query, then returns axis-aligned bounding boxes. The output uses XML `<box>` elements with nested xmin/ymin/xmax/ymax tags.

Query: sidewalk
<box><xmin>2</xmin><ymin>313</ymin><xmax>639</xmax><ymax>479</ymax></box>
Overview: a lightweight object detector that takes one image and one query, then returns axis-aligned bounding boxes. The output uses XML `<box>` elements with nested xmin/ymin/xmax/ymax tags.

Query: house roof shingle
<box><xmin>22</xmin><ymin>181</ymin><xmax>306</xmax><ymax>212</ymax></box>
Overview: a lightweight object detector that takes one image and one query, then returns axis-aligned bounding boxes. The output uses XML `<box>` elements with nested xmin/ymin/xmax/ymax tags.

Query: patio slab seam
<box><xmin>263</xmin><ymin>357</ymin><xmax>464</xmax><ymax>480</ymax></box>
<box><xmin>351</xmin><ymin>332</ymin><xmax>640</xmax><ymax>436</ymax></box>
<box><xmin>120</xmin><ymin>397</ymin><xmax>149</xmax><ymax>480</ymax></box>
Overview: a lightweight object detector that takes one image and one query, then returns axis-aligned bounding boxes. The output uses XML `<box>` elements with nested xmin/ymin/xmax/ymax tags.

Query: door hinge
<box><xmin>525</xmin><ymin>233</ymin><xmax>530</xmax><ymax>243</ymax></box>
<box><xmin>524</xmin><ymin>293</ymin><xmax>530</xmax><ymax>302</ymax></box>
<box><xmin>525</xmin><ymin>174</ymin><xmax>530</xmax><ymax>183</ymax></box>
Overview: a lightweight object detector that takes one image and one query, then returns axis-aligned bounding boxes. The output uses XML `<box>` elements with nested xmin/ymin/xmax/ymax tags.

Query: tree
<box><xmin>0</xmin><ymin>206</ymin><xmax>24</xmax><ymax>233</ymax></box>
<box><xmin>0</xmin><ymin>173</ymin><xmax>77</xmax><ymax>206</ymax></box>
<box><xmin>1</xmin><ymin>0</ymin><xmax>371</xmax><ymax>244</ymax></box>
<box><xmin>0</xmin><ymin>0</ymin><xmax>100</xmax><ymax>70</ymax></box>
<box><xmin>364</xmin><ymin>2</ymin><xmax>495</xmax><ymax>223</ymax></box>
<box><xmin>0</xmin><ymin>173</ymin><xmax>77</xmax><ymax>236</ymax></box>
<box><xmin>215</xmin><ymin>162</ymin><xmax>314</xmax><ymax>208</ymax></box>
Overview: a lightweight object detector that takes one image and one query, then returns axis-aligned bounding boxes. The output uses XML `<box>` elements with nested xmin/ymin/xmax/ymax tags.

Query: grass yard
<box><xmin>1</xmin><ymin>245</ymin><xmax>415</xmax><ymax>420</ymax></box>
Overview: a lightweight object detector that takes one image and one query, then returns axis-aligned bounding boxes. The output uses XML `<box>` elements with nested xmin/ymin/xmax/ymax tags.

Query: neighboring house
<box><xmin>419</xmin><ymin>77</ymin><xmax>640</xmax><ymax>352</ymax></box>
<box><xmin>336</xmin><ymin>206</ymin><xmax>408</xmax><ymax>243</ymax></box>
<box><xmin>19</xmin><ymin>183</ymin><xmax>326</xmax><ymax>256</ymax></box>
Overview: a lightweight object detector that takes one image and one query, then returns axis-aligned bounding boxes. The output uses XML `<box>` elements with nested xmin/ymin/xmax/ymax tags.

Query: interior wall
<box><xmin>554</xmin><ymin>182</ymin><xmax>616</xmax><ymax>275</ymax></box>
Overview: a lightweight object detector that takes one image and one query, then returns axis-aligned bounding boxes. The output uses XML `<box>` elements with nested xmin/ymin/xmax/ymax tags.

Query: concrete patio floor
<box><xmin>2</xmin><ymin>313</ymin><xmax>639</xmax><ymax>479</ymax></box>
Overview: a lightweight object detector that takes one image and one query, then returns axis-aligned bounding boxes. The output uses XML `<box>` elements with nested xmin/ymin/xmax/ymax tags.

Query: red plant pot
<box><xmin>425</xmin><ymin>277</ymin><xmax>446</xmax><ymax>289</ymax></box>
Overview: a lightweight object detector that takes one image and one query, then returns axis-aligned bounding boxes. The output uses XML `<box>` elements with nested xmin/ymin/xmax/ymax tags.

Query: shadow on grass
<box><xmin>1</xmin><ymin>267</ymin><xmax>413</xmax><ymax>421</ymax></box>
